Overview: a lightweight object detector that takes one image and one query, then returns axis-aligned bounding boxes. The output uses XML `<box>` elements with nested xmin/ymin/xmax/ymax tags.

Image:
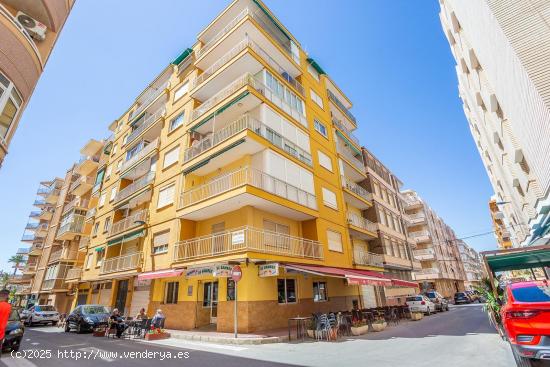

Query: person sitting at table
<box><xmin>135</xmin><ymin>308</ymin><xmax>147</xmax><ymax>321</ymax></box>
<box><xmin>151</xmin><ymin>309</ymin><xmax>165</xmax><ymax>328</ymax></box>
<box><xmin>109</xmin><ymin>308</ymin><xmax>127</xmax><ymax>338</ymax></box>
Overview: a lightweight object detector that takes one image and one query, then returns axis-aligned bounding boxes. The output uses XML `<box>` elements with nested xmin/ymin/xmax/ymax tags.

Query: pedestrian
<box><xmin>151</xmin><ymin>309</ymin><xmax>165</xmax><ymax>329</ymax></box>
<box><xmin>135</xmin><ymin>308</ymin><xmax>147</xmax><ymax>320</ymax></box>
<box><xmin>0</xmin><ymin>289</ymin><xmax>12</xmax><ymax>355</ymax></box>
<box><xmin>109</xmin><ymin>308</ymin><xmax>126</xmax><ymax>338</ymax></box>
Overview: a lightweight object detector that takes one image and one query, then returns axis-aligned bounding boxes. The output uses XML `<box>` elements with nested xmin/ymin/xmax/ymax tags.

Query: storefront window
<box><xmin>203</xmin><ymin>281</ymin><xmax>218</xmax><ymax>307</ymax></box>
<box><xmin>277</xmin><ymin>279</ymin><xmax>296</xmax><ymax>304</ymax></box>
<box><xmin>164</xmin><ymin>281</ymin><xmax>179</xmax><ymax>304</ymax></box>
<box><xmin>313</xmin><ymin>281</ymin><xmax>327</xmax><ymax>302</ymax></box>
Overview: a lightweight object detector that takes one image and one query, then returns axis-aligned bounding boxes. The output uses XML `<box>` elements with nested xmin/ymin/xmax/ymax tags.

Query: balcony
<box><xmin>332</xmin><ymin>118</ymin><xmax>359</xmax><ymax>147</ymax></box>
<box><xmin>173</xmin><ymin>226</ymin><xmax>323</xmax><ymax>263</ymax></box>
<box><xmin>353</xmin><ymin>247</ymin><xmax>384</xmax><ymax>267</ymax></box>
<box><xmin>25</xmin><ymin>222</ymin><xmax>39</xmax><ymax>231</ymax></box>
<box><xmin>35</xmin><ymin>223</ymin><xmax>49</xmax><ymax>237</ymax></box>
<box><xmin>29</xmin><ymin>211</ymin><xmax>41</xmax><ymax>218</ymax></box>
<box><xmin>403</xmin><ymin>197</ymin><xmax>423</xmax><ymax>210</ymax></box>
<box><xmin>79</xmin><ymin>236</ymin><xmax>89</xmax><ymax>251</ymax></box>
<box><xmin>327</xmin><ymin>89</ymin><xmax>357</xmax><ymax>126</ymax></box>
<box><xmin>179</xmin><ymin>166</ymin><xmax>317</xmax><ymax>220</ymax></box>
<box><xmin>347</xmin><ymin>211</ymin><xmax>377</xmax><ymax>237</ymax></box>
<box><xmin>39</xmin><ymin>207</ymin><xmax>54</xmax><ymax>220</ymax></box>
<box><xmin>130</xmin><ymin>81</ymin><xmax>169</xmax><ymax>123</ymax></box>
<box><xmin>48</xmin><ymin>248</ymin><xmax>78</xmax><ymax>263</ymax></box>
<box><xmin>21</xmin><ymin>233</ymin><xmax>35</xmax><ymax>242</ymax></box>
<box><xmin>336</xmin><ymin>139</ymin><xmax>364</xmax><ymax>172</ymax></box>
<box><xmin>184</xmin><ymin>114</ymin><xmax>311</xmax><ymax>167</ymax></box>
<box><xmin>85</xmin><ymin>207</ymin><xmax>96</xmax><ymax>222</ymax></box>
<box><xmin>70</xmin><ymin>175</ymin><xmax>95</xmax><ymax>196</ymax></box>
<box><xmin>341</xmin><ymin>176</ymin><xmax>372</xmax><ymax>209</ymax></box>
<box><xmin>44</xmin><ymin>188</ymin><xmax>60</xmax><ymax>204</ymax></box>
<box><xmin>120</xmin><ymin>138</ymin><xmax>159</xmax><ymax>174</ymax></box>
<box><xmin>22</xmin><ymin>263</ymin><xmax>37</xmax><ymax>275</ymax></box>
<box><xmin>108</xmin><ymin>210</ymin><xmax>147</xmax><ymax>238</ymax></box>
<box><xmin>114</xmin><ymin>172</ymin><xmax>155</xmax><ymax>204</ymax></box>
<box><xmin>28</xmin><ymin>243</ymin><xmax>43</xmax><ymax>255</ymax></box>
<box><xmin>414</xmin><ymin>268</ymin><xmax>441</xmax><ymax>280</ymax></box>
<box><xmin>33</xmin><ymin>199</ymin><xmax>46</xmax><ymax>207</ymax></box>
<box><xmin>57</xmin><ymin>214</ymin><xmax>86</xmax><ymax>240</ymax></box>
<box><xmin>101</xmin><ymin>252</ymin><xmax>142</xmax><ymax>274</ymax></box>
<box><xmin>77</xmin><ymin>155</ymin><xmax>100</xmax><ymax>176</ymax></box>
<box><xmin>413</xmin><ymin>248</ymin><xmax>436</xmax><ymax>260</ymax></box>
<box><xmin>63</xmin><ymin>197</ymin><xmax>89</xmax><ymax>215</ymax></box>
<box><xmin>65</xmin><ymin>268</ymin><xmax>82</xmax><ymax>283</ymax></box>
<box><xmin>126</xmin><ymin>107</ymin><xmax>165</xmax><ymax>146</ymax></box>
<box><xmin>408</xmin><ymin>213</ymin><xmax>427</xmax><ymax>225</ymax></box>
<box><xmin>408</xmin><ymin>230</ymin><xmax>431</xmax><ymax>244</ymax></box>
<box><xmin>42</xmin><ymin>278</ymin><xmax>68</xmax><ymax>291</ymax></box>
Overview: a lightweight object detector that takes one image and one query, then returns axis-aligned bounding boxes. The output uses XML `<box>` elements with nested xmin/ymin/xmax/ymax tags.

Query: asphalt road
<box><xmin>0</xmin><ymin>304</ymin><xmax>524</xmax><ymax>367</ymax></box>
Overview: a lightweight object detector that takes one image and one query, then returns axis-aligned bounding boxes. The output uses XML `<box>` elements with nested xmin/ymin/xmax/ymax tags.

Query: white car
<box><xmin>25</xmin><ymin>305</ymin><xmax>60</xmax><ymax>326</ymax></box>
<box><xmin>406</xmin><ymin>295</ymin><xmax>436</xmax><ymax>315</ymax></box>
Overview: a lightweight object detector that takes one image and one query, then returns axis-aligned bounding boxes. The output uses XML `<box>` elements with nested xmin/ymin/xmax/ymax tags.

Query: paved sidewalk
<box><xmin>166</xmin><ymin>328</ymin><xmax>289</xmax><ymax>345</ymax></box>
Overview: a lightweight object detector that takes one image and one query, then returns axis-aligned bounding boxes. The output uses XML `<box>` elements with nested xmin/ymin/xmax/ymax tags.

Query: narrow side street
<box><xmin>1</xmin><ymin>305</ymin><xmax>516</xmax><ymax>367</ymax></box>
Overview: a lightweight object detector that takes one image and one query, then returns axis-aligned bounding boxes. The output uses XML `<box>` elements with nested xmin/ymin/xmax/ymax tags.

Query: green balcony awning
<box><xmin>191</xmin><ymin>91</ymin><xmax>250</xmax><ymax>132</ymax></box>
<box><xmin>183</xmin><ymin>139</ymin><xmax>245</xmax><ymax>175</ymax></box>
<box><xmin>172</xmin><ymin>48</ymin><xmax>193</xmax><ymax>65</ymax></box>
<box><xmin>483</xmin><ymin>245</ymin><xmax>550</xmax><ymax>273</ymax></box>
<box><xmin>95</xmin><ymin>246</ymin><xmax>105</xmax><ymax>252</ymax></box>
<box><xmin>306</xmin><ymin>58</ymin><xmax>326</xmax><ymax>75</ymax></box>
<box><xmin>107</xmin><ymin>229</ymin><xmax>145</xmax><ymax>246</ymax></box>
<box><xmin>335</xmin><ymin>130</ymin><xmax>361</xmax><ymax>155</ymax></box>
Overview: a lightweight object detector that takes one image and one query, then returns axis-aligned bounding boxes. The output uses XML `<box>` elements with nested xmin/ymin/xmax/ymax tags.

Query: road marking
<box><xmin>0</xmin><ymin>357</ymin><xmax>37</xmax><ymax>367</ymax></box>
<box><xmin>27</xmin><ymin>327</ymin><xmax>64</xmax><ymax>333</ymax></box>
<box><xmin>58</xmin><ymin>343</ymin><xmax>87</xmax><ymax>348</ymax></box>
<box><xmin>29</xmin><ymin>343</ymin><xmax>39</xmax><ymax>346</ymax></box>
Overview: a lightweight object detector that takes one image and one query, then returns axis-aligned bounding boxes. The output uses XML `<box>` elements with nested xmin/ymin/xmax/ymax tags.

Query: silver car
<box><xmin>25</xmin><ymin>305</ymin><xmax>59</xmax><ymax>326</ymax></box>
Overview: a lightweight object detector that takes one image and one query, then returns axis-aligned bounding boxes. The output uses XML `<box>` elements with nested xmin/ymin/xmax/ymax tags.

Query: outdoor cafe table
<box><xmin>288</xmin><ymin>316</ymin><xmax>312</xmax><ymax>341</ymax></box>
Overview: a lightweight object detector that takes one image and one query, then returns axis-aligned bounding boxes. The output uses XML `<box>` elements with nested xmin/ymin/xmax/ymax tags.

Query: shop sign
<box><xmin>185</xmin><ymin>267</ymin><xmax>214</xmax><ymax>277</ymax></box>
<box><xmin>213</xmin><ymin>264</ymin><xmax>232</xmax><ymax>277</ymax></box>
<box><xmin>231</xmin><ymin>230</ymin><xmax>245</xmax><ymax>245</ymax></box>
<box><xmin>259</xmin><ymin>263</ymin><xmax>279</xmax><ymax>277</ymax></box>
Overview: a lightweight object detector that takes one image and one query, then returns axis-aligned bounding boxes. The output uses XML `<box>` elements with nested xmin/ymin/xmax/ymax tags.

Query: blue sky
<box><xmin>0</xmin><ymin>0</ymin><xmax>495</xmax><ymax>272</ymax></box>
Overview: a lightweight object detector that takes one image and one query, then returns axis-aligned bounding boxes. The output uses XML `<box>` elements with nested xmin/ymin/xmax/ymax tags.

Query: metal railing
<box><xmin>25</xmin><ymin>222</ymin><xmax>39</xmax><ymax>230</ymax></box>
<box><xmin>42</xmin><ymin>278</ymin><xmax>67</xmax><ymax>291</ymax></box>
<box><xmin>65</xmin><ymin>267</ymin><xmax>82</xmax><ymax>280</ymax></box>
<box><xmin>63</xmin><ymin>197</ymin><xmax>90</xmax><ymax>214</ymax></box>
<box><xmin>70</xmin><ymin>176</ymin><xmax>95</xmax><ymax>192</ymax></box>
<box><xmin>332</xmin><ymin>118</ymin><xmax>359</xmax><ymax>146</ymax></box>
<box><xmin>173</xmin><ymin>226</ymin><xmax>323</xmax><ymax>262</ymax></box>
<box><xmin>180</xmin><ymin>166</ymin><xmax>317</xmax><ymax>210</ymax></box>
<box><xmin>415</xmin><ymin>268</ymin><xmax>441</xmax><ymax>275</ymax></box>
<box><xmin>353</xmin><ymin>247</ymin><xmax>384</xmax><ymax>267</ymax></box>
<box><xmin>408</xmin><ymin>230</ymin><xmax>430</xmax><ymax>239</ymax></box>
<box><xmin>183</xmin><ymin>114</ymin><xmax>311</xmax><ymax>165</ymax></box>
<box><xmin>29</xmin><ymin>211</ymin><xmax>41</xmax><ymax>218</ymax></box>
<box><xmin>114</xmin><ymin>172</ymin><xmax>155</xmax><ymax>203</ymax></box>
<box><xmin>336</xmin><ymin>141</ymin><xmax>364</xmax><ymax>171</ymax></box>
<box><xmin>327</xmin><ymin>89</ymin><xmax>357</xmax><ymax>124</ymax></box>
<box><xmin>197</xmin><ymin>8</ymin><xmax>249</xmax><ymax>59</ymax></box>
<box><xmin>131</xmin><ymin>81</ymin><xmax>169</xmax><ymax>121</ymax></box>
<box><xmin>193</xmin><ymin>37</ymin><xmax>303</xmax><ymax>95</ymax></box>
<box><xmin>108</xmin><ymin>210</ymin><xmax>147</xmax><ymax>238</ymax></box>
<box><xmin>120</xmin><ymin>138</ymin><xmax>159</xmax><ymax>173</ymax></box>
<box><xmin>126</xmin><ymin>107</ymin><xmax>165</xmax><ymax>146</ymax></box>
<box><xmin>413</xmin><ymin>248</ymin><xmax>435</xmax><ymax>259</ymax></box>
<box><xmin>101</xmin><ymin>252</ymin><xmax>142</xmax><ymax>274</ymax></box>
<box><xmin>403</xmin><ymin>198</ymin><xmax>423</xmax><ymax>208</ymax></box>
<box><xmin>79</xmin><ymin>236</ymin><xmax>90</xmax><ymax>250</ymax></box>
<box><xmin>23</xmin><ymin>264</ymin><xmax>37</xmax><ymax>273</ymax></box>
<box><xmin>347</xmin><ymin>211</ymin><xmax>377</xmax><ymax>233</ymax></box>
<box><xmin>21</xmin><ymin>234</ymin><xmax>35</xmax><ymax>242</ymax></box>
<box><xmin>341</xmin><ymin>176</ymin><xmax>372</xmax><ymax>202</ymax></box>
<box><xmin>408</xmin><ymin>213</ymin><xmax>426</xmax><ymax>223</ymax></box>
<box><xmin>29</xmin><ymin>243</ymin><xmax>43</xmax><ymax>253</ymax></box>
<box><xmin>33</xmin><ymin>199</ymin><xmax>46</xmax><ymax>206</ymax></box>
<box><xmin>85</xmin><ymin>207</ymin><xmax>96</xmax><ymax>221</ymax></box>
<box><xmin>57</xmin><ymin>215</ymin><xmax>85</xmax><ymax>237</ymax></box>
<box><xmin>78</xmin><ymin>155</ymin><xmax>100</xmax><ymax>166</ymax></box>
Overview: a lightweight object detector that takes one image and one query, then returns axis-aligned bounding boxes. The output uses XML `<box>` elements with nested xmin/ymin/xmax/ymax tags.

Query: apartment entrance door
<box><xmin>114</xmin><ymin>280</ymin><xmax>128</xmax><ymax>314</ymax></box>
<box><xmin>204</xmin><ymin>281</ymin><xmax>219</xmax><ymax>324</ymax></box>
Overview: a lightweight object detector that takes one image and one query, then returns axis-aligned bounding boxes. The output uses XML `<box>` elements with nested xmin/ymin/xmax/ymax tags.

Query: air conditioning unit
<box><xmin>16</xmin><ymin>11</ymin><xmax>47</xmax><ymax>41</ymax></box>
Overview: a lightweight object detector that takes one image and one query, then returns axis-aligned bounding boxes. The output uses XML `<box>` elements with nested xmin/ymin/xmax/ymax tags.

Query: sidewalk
<box><xmin>165</xmin><ymin>328</ymin><xmax>289</xmax><ymax>345</ymax></box>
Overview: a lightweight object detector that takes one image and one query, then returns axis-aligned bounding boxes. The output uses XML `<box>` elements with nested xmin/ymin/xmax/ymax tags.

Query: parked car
<box><xmin>19</xmin><ymin>303</ymin><xmax>35</xmax><ymax>321</ymax></box>
<box><xmin>500</xmin><ymin>280</ymin><xmax>550</xmax><ymax>365</ymax></box>
<box><xmin>465</xmin><ymin>290</ymin><xmax>480</xmax><ymax>303</ymax></box>
<box><xmin>2</xmin><ymin>309</ymin><xmax>25</xmax><ymax>352</ymax></box>
<box><xmin>454</xmin><ymin>292</ymin><xmax>472</xmax><ymax>304</ymax></box>
<box><xmin>65</xmin><ymin>305</ymin><xmax>110</xmax><ymax>333</ymax></box>
<box><xmin>425</xmin><ymin>291</ymin><xmax>449</xmax><ymax>312</ymax></box>
<box><xmin>406</xmin><ymin>295</ymin><xmax>436</xmax><ymax>315</ymax></box>
<box><xmin>25</xmin><ymin>305</ymin><xmax>59</xmax><ymax>326</ymax></box>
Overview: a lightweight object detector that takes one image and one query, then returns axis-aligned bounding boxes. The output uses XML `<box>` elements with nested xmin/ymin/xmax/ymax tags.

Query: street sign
<box><xmin>231</xmin><ymin>265</ymin><xmax>242</xmax><ymax>282</ymax></box>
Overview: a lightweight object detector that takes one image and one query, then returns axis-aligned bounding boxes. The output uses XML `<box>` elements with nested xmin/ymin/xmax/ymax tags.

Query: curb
<box><xmin>169</xmin><ymin>333</ymin><xmax>287</xmax><ymax>345</ymax></box>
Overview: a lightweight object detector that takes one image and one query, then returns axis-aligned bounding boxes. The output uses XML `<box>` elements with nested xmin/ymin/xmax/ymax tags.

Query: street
<box><xmin>1</xmin><ymin>304</ymin><xmax>517</xmax><ymax>367</ymax></box>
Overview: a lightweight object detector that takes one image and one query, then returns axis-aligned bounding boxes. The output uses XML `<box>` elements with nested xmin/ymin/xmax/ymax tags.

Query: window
<box><xmin>174</xmin><ymin>81</ymin><xmax>189</xmax><ymax>101</ymax></box>
<box><xmin>277</xmin><ymin>279</ymin><xmax>296</xmax><ymax>304</ymax></box>
<box><xmin>163</xmin><ymin>146</ymin><xmax>180</xmax><ymax>169</ymax></box>
<box><xmin>112</xmin><ymin>144</ymin><xmax>117</xmax><ymax>156</ymax></box>
<box><xmin>263</xmin><ymin>220</ymin><xmax>290</xmax><ymax>249</ymax></box>
<box><xmin>203</xmin><ymin>281</ymin><xmax>218</xmax><ymax>307</ymax></box>
<box><xmin>310</xmin><ymin>89</ymin><xmax>323</xmax><ymax>108</ymax></box>
<box><xmin>164</xmin><ymin>282</ymin><xmax>179</xmax><ymax>304</ymax></box>
<box><xmin>307</xmin><ymin>64</ymin><xmax>320</xmax><ymax>82</ymax></box>
<box><xmin>169</xmin><ymin>112</ymin><xmax>185</xmax><ymax>132</ymax></box>
<box><xmin>122</xmin><ymin>134</ymin><xmax>128</xmax><ymax>146</ymax></box>
<box><xmin>327</xmin><ymin>230</ymin><xmax>343</xmax><ymax>252</ymax></box>
<box><xmin>116</xmin><ymin>160</ymin><xmax>122</xmax><ymax>172</ymax></box>
<box><xmin>92</xmin><ymin>222</ymin><xmax>100</xmax><ymax>236</ymax></box>
<box><xmin>96</xmin><ymin>249</ymin><xmax>105</xmax><ymax>267</ymax></box>
<box><xmin>157</xmin><ymin>184</ymin><xmax>175</xmax><ymax>209</ymax></box>
<box><xmin>152</xmin><ymin>230</ymin><xmax>169</xmax><ymax>254</ymax></box>
<box><xmin>85</xmin><ymin>254</ymin><xmax>93</xmax><ymax>270</ymax></box>
<box><xmin>314</xmin><ymin>119</ymin><xmax>328</xmax><ymax>138</ymax></box>
<box><xmin>0</xmin><ymin>72</ymin><xmax>22</xmax><ymax>141</ymax></box>
<box><xmin>109</xmin><ymin>187</ymin><xmax>117</xmax><ymax>202</ymax></box>
<box><xmin>103</xmin><ymin>217</ymin><xmax>111</xmax><ymax>233</ymax></box>
<box><xmin>322</xmin><ymin>187</ymin><xmax>337</xmax><ymax>209</ymax></box>
<box><xmin>313</xmin><ymin>281</ymin><xmax>327</xmax><ymax>302</ymax></box>
<box><xmin>227</xmin><ymin>279</ymin><xmax>236</xmax><ymax>301</ymax></box>
<box><xmin>98</xmin><ymin>193</ymin><xmax>106</xmax><ymax>207</ymax></box>
<box><xmin>105</xmin><ymin>166</ymin><xmax>112</xmax><ymax>179</ymax></box>
<box><xmin>318</xmin><ymin>150</ymin><xmax>332</xmax><ymax>171</ymax></box>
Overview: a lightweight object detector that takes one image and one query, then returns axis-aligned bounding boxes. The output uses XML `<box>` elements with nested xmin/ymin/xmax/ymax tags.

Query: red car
<box><xmin>500</xmin><ymin>280</ymin><xmax>550</xmax><ymax>365</ymax></box>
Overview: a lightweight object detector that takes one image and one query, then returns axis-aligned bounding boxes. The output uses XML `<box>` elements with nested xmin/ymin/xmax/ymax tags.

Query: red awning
<box><xmin>284</xmin><ymin>264</ymin><xmax>392</xmax><ymax>286</ymax></box>
<box><xmin>137</xmin><ymin>269</ymin><xmax>184</xmax><ymax>281</ymax></box>
<box><xmin>390</xmin><ymin>279</ymin><xmax>419</xmax><ymax>288</ymax></box>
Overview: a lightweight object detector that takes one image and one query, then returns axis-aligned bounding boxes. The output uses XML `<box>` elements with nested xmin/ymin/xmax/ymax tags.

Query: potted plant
<box><xmin>410</xmin><ymin>312</ymin><xmax>423</xmax><ymax>321</ymax></box>
<box><xmin>350</xmin><ymin>319</ymin><xmax>368</xmax><ymax>336</ymax></box>
<box><xmin>92</xmin><ymin>325</ymin><xmax>107</xmax><ymax>337</ymax></box>
<box><xmin>371</xmin><ymin>319</ymin><xmax>387</xmax><ymax>332</ymax></box>
<box><xmin>144</xmin><ymin>326</ymin><xmax>171</xmax><ymax>341</ymax></box>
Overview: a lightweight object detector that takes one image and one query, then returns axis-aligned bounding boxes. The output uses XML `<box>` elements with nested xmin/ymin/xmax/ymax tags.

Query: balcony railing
<box><xmin>101</xmin><ymin>252</ymin><xmax>142</xmax><ymax>274</ymax></box>
<box><xmin>85</xmin><ymin>207</ymin><xmax>96</xmax><ymax>221</ymax></box>
<box><xmin>353</xmin><ymin>247</ymin><xmax>384</xmax><ymax>267</ymax></box>
<box><xmin>57</xmin><ymin>215</ymin><xmax>85</xmax><ymax>237</ymax></box>
<box><xmin>29</xmin><ymin>243</ymin><xmax>43</xmax><ymax>253</ymax></box>
<box><xmin>183</xmin><ymin>114</ymin><xmax>311</xmax><ymax>165</ymax></box>
<box><xmin>413</xmin><ymin>248</ymin><xmax>435</xmax><ymax>259</ymax></box>
<box><xmin>49</xmin><ymin>248</ymin><xmax>78</xmax><ymax>263</ymax></box>
<box><xmin>332</xmin><ymin>118</ymin><xmax>359</xmax><ymax>146</ymax></box>
<box><xmin>173</xmin><ymin>226</ymin><xmax>323</xmax><ymax>262</ymax></box>
<box><xmin>114</xmin><ymin>172</ymin><xmax>155</xmax><ymax>203</ymax></box>
<box><xmin>120</xmin><ymin>138</ymin><xmax>159</xmax><ymax>173</ymax></box>
<box><xmin>63</xmin><ymin>197</ymin><xmax>89</xmax><ymax>214</ymax></box>
<box><xmin>403</xmin><ymin>198</ymin><xmax>423</xmax><ymax>209</ymax></box>
<box><xmin>341</xmin><ymin>176</ymin><xmax>372</xmax><ymax>202</ymax></box>
<box><xmin>23</xmin><ymin>264</ymin><xmax>37</xmax><ymax>273</ymax></box>
<box><xmin>108</xmin><ymin>210</ymin><xmax>147</xmax><ymax>238</ymax></box>
<box><xmin>25</xmin><ymin>222</ymin><xmax>39</xmax><ymax>230</ymax></box>
<box><xmin>42</xmin><ymin>278</ymin><xmax>68</xmax><ymax>291</ymax></box>
<box><xmin>336</xmin><ymin>141</ymin><xmax>364</xmax><ymax>171</ymax></box>
<box><xmin>29</xmin><ymin>211</ymin><xmax>41</xmax><ymax>218</ymax></box>
<box><xmin>33</xmin><ymin>199</ymin><xmax>46</xmax><ymax>206</ymax></box>
<box><xmin>408</xmin><ymin>213</ymin><xmax>426</xmax><ymax>223</ymax></box>
<box><xmin>79</xmin><ymin>236</ymin><xmax>90</xmax><ymax>250</ymax></box>
<box><xmin>70</xmin><ymin>176</ymin><xmax>95</xmax><ymax>192</ymax></box>
<box><xmin>327</xmin><ymin>89</ymin><xmax>357</xmax><ymax>124</ymax></box>
<box><xmin>347</xmin><ymin>212</ymin><xmax>377</xmax><ymax>233</ymax></box>
<box><xmin>192</xmin><ymin>37</ymin><xmax>303</xmax><ymax>95</ymax></box>
<box><xmin>131</xmin><ymin>81</ymin><xmax>169</xmax><ymax>122</ymax></box>
<box><xmin>21</xmin><ymin>234</ymin><xmax>35</xmax><ymax>242</ymax></box>
<box><xmin>180</xmin><ymin>166</ymin><xmax>317</xmax><ymax>210</ymax></box>
<box><xmin>415</xmin><ymin>268</ymin><xmax>441</xmax><ymax>276</ymax></box>
<box><xmin>65</xmin><ymin>267</ymin><xmax>82</xmax><ymax>280</ymax></box>
<box><xmin>126</xmin><ymin>107</ymin><xmax>165</xmax><ymax>146</ymax></box>
<box><xmin>408</xmin><ymin>230</ymin><xmax>430</xmax><ymax>239</ymax></box>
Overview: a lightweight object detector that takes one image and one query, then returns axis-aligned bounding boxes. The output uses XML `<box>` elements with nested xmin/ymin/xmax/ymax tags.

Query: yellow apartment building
<box><xmin>489</xmin><ymin>198</ymin><xmax>513</xmax><ymax>249</ymax></box>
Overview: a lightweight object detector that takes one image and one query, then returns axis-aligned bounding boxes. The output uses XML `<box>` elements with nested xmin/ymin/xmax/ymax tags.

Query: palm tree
<box><xmin>0</xmin><ymin>271</ymin><xmax>9</xmax><ymax>289</ymax></box>
<box><xmin>8</xmin><ymin>254</ymin><xmax>25</xmax><ymax>276</ymax></box>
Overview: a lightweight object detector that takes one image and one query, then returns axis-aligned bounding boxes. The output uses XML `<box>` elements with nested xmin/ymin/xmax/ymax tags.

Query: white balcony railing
<box><xmin>42</xmin><ymin>278</ymin><xmax>67</xmax><ymax>291</ymax></box>
<box><xmin>173</xmin><ymin>226</ymin><xmax>323</xmax><ymax>262</ymax></box>
<box><xmin>85</xmin><ymin>207</ymin><xmax>96</xmax><ymax>221</ymax></box>
<box><xmin>57</xmin><ymin>215</ymin><xmax>85</xmax><ymax>237</ymax></box>
<box><xmin>179</xmin><ymin>167</ymin><xmax>317</xmax><ymax>210</ymax></box>
<box><xmin>126</xmin><ymin>107</ymin><xmax>165</xmax><ymax>146</ymax></box>
<box><xmin>332</xmin><ymin>118</ymin><xmax>359</xmax><ymax>146</ymax></box>
<box><xmin>131</xmin><ymin>82</ymin><xmax>169</xmax><ymax>122</ymax></box>
<box><xmin>70</xmin><ymin>176</ymin><xmax>95</xmax><ymax>192</ymax></box>
<box><xmin>409</xmin><ymin>213</ymin><xmax>426</xmax><ymax>223</ymax></box>
<box><xmin>108</xmin><ymin>210</ymin><xmax>147</xmax><ymax>238</ymax></box>
<box><xmin>63</xmin><ymin>197</ymin><xmax>89</xmax><ymax>214</ymax></box>
<box><xmin>353</xmin><ymin>247</ymin><xmax>384</xmax><ymax>267</ymax></box>
<box><xmin>79</xmin><ymin>236</ymin><xmax>90</xmax><ymax>250</ymax></box>
<box><xmin>409</xmin><ymin>230</ymin><xmax>430</xmax><ymax>239</ymax></box>
<box><xmin>120</xmin><ymin>138</ymin><xmax>159</xmax><ymax>173</ymax></box>
<box><xmin>65</xmin><ymin>267</ymin><xmax>82</xmax><ymax>280</ymax></box>
<box><xmin>415</xmin><ymin>268</ymin><xmax>441</xmax><ymax>276</ymax></box>
<box><xmin>101</xmin><ymin>252</ymin><xmax>142</xmax><ymax>274</ymax></box>
<box><xmin>336</xmin><ymin>141</ymin><xmax>364</xmax><ymax>171</ymax></box>
<box><xmin>114</xmin><ymin>172</ymin><xmax>155</xmax><ymax>204</ymax></box>
<box><xmin>347</xmin><ymin>212</ymin><xmax>377</xmax><ymax>233</ymax></box>
<box><xmin>183</xmin><ymin>114</ymin><xmax>311</xmax><ymax>166</ymax></box>
<box><xmin>327</xmin><ymin>89</ymin><xmax>357</xmax><ymax>124</ymax></box>
<box><xmin>341</xmin><ymin>176</ymin><xmax>372</xmax><ymax>202</ymax></box>
<box><xmin>413</xmin><ymin>248</ymin><xmax>435</xmax><ymax>260</ymax></box>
